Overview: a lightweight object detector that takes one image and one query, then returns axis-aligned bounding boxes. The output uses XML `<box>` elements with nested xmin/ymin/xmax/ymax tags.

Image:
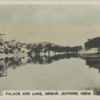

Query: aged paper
<box><xmin>0</xmin><ymin>0</ymin><xmax>100</xmax><ymax>100</ymax></box>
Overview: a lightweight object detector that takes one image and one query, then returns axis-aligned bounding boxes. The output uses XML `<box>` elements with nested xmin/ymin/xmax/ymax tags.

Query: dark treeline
<box><xmin>28</xmin><ymin>43</ymin><xmax>83</xmax><ymax>56</ymax></box>
<box><xmin>85</xmin><ymin>37</ymin><xmax>100</xmax><ymax>54</ymax></box>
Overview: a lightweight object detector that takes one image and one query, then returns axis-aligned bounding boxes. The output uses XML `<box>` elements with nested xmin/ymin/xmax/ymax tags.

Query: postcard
<box><xmin>0</xmin><ymin>1</ymin><xmax>100</xmax><ymax>100</ymax></box>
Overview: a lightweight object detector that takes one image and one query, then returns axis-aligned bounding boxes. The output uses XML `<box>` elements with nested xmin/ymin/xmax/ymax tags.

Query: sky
<box><xmin>0</xmin><ymin>5</ymin><xmax>100</xmax><ymax>46</ymax></box>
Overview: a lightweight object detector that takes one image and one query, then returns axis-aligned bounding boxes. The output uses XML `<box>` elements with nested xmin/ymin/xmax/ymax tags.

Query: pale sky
<box><xmin>0</xmin><ymin>5</ymin><xmax>100</xmax><ymax>46</ymax></box>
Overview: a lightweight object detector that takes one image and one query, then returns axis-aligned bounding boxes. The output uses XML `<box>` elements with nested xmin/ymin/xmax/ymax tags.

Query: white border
<box><xmin>0</xmin><ymin>1</ymin><xmax>100</xmax><ymax>100</ymax></box>
<box><xmin>0</xmin><ymin>1</ymin><xmax>100</xmax><ymax>5</ymax></box>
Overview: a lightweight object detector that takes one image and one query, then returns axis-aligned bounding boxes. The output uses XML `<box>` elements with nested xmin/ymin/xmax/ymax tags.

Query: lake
<box><xmin>0</xmin><ymin>54</ymin><xmax>100</xmax><ymax>91</ymax></box>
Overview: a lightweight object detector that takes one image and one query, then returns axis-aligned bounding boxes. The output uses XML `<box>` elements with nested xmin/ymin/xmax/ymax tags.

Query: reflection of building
<box><xmin>86</xmin><ymin>59</ymin><xmax>100</xmax><ymax>72</ymax></box>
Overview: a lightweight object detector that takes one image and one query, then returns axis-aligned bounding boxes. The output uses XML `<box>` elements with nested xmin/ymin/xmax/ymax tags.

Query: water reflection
<box><xmin>0</xmin><ymin>57</ymin><xmax>28</xmax><ymax>77</ymax></box>
<box><xmin>29</xmin><ymin>53</ymin><xmax>78</xmax><ymax>64</ymax></box>
<box><xmin>0</xmin><ymin>59</ymin><xmax>7</xmax><ymax>77</ymax></box>
<box><xmin>85</xmin><ymin>59</ymin><xmax>100</xmax><ymax>72</ymax></box>
<box><xmin>0</xmin><ymin>53</ymin><xmax>79</xmax><ymax>77</ymax></box>
<box><xmin>0</xmin><ymin>52</ymin><xmax>100</xmax><ymax>77</ymax></box>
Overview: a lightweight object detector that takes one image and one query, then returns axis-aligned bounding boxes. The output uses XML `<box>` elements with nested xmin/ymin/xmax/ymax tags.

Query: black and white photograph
<box><xmin>0</xmin><ymin>2</ymin><xmax>100</xmax><ymax>98</ymax></box>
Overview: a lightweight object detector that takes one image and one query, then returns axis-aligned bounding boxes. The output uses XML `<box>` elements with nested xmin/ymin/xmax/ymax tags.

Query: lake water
<box><xmin>0</xmin><ymin>54</ymin><xmax>100</xmax><ymax>91</ymax></box>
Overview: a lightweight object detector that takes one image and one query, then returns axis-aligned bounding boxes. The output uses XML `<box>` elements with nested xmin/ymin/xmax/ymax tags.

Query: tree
<box><xmin>85</xmin><ymin>37</ymin><xmax>100</xmax><ymax>53</ymax></box>
<box><xmin>85</xmin><ymin>37</ymin><xmax>100</xmax><ymax>49</ymax></box>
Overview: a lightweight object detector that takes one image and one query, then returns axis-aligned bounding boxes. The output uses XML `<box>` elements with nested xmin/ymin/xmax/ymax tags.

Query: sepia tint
<box><xmin>0</xmin><ymin>5</ymin><xmax>100</xmax><ymax>95</ymax></box>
